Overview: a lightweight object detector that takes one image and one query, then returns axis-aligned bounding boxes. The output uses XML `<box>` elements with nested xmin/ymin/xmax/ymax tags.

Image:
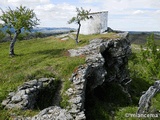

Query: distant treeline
<box><xmin>0</xmin><ymin>31</ymin><xmax>74</xmax><ymax>42</ymax></box>
<box><xmin>0</xmin><ymin>25</ymin><xmax>76</xmax><ymax>42</ymax></box>
<box><xmin>128</xmin><ymin>32</ymin><xmax>160</xmax><ymax>45</ymax></box>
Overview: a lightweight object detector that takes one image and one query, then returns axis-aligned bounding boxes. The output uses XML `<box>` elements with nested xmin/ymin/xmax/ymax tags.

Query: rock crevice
<box><xmin>66</xmin><ymin>32</ymin><xmax>131</xmax><ymax>119</ymax></box>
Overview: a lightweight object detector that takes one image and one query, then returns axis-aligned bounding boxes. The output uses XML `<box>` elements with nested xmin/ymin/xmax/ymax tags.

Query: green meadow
<box><xmin>0</xmin><ymin>33</ymin><xmax>160</xmax><ymax>119</ymax></box>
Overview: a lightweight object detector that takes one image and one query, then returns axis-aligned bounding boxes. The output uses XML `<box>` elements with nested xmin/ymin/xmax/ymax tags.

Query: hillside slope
<box><xmin>0</xmin><ymin>33</ymin><xmax>118</xmax><ymax>119</ymax></box>
<box><xmin>0</xmin><ymin>32</ymin><xmax>160</xmax><ymax>119</ymax></box>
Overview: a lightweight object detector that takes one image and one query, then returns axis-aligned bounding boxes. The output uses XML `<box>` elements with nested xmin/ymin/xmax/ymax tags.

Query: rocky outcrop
<box><xmin>137</xmin><ymin>80</ymin><xmax>160</xmax><ymax>114</ymax></box>
<box><xmin>1</xmin><ymin>32</ymin><xmax>131</xmax><ymax>120</ymax></box>
<box><xmin>2</xmin><ymin>78</ymin><xmax>56</xmax><ymax>110</ymax></box>
<box><xmin>65</xmin><ymin>52</ymin><xmax>107</xmax><ymax>119</ymax></box>
<box><xmin>66</xmin><ymin>32</ymin><xmax>131</xmax><ymax>119</ymax></box>
<box><xmin>68</xmin><ymin>32</ymin><xmax>131</xmax><ymax>84</ymax></box>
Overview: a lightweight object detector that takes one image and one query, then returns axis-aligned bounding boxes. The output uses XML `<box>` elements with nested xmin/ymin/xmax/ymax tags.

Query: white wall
<box><xmin>80</xmin><ymin>11</ymin><xmax>108</xmax><ymax>35</ymax></box>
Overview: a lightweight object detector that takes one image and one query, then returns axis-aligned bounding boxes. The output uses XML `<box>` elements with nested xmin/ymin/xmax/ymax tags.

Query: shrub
<box><xmin>17</xmin><ymin>32</ymin><xmax>30</xmax><ymax>41</ymax></box>
<box><xmin>0</xmin><ymin>26</ymin><xmax>5</xmax><ymax>42</ymax></box>
<box><xmin>35</xmin><ymin>32</ymin><xmax>43</xmax><ymax>38</ymax></box>
<box><xmin>0</xmin><ymin>31</ymin><xmax>5</xmax><ymax>42</ymax></box>
<box><xmin>139</xmin><ymin>34</ymin><xmax>160</xmax><ymax>79</ymax></box>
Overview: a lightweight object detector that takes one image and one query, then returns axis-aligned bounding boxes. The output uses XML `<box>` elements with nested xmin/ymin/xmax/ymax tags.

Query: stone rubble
<box><xmin>32</xmin><ymin>106</ymin><xmax>73</xmax><ymax>120</ymax></box>
<box><xmin>67</xmin><ymin>65</ymin><xmax>88</xmax><ymax>120</ymax></box>
<box><xmin>2</xmin><ymin>78</ymin><xmax>55</xmax><ymax>110</ymax></box>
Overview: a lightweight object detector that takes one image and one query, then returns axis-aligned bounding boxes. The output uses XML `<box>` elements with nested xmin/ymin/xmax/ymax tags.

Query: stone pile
<box><xmin>66</xmin><ymin>65</ymin><xmax>88</xmax><ymax>120</ymax></box>
<box><xmin>2</xmin><ymin>78</ymin><xmax>55</xmax><ymax>110</ymax></box>
<box><xmin>65</xmin><ymin>52</ymin><xmax>107</xmax><ymax>119</ymax></box>
<box><xmin>32</xmin><ymin>106</ymin><xmax>73</xmax><ymax>120</ymax></box>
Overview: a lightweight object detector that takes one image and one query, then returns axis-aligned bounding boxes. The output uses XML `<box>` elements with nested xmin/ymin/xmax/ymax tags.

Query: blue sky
<box><xmin>0</xmin><ymin>0</ymin><xmax>160</xmax><ymax>31</ymax></box>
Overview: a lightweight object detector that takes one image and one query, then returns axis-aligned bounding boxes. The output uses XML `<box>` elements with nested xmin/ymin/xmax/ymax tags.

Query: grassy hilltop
<box><xmin>0</xmin><ymin>33</ymin><xmax>160</xmax><ymax>119</ymax></box>
<box><xmin>0</xmin><ymin>33</ymin><xmax>117</xmax><ymax>119</ymax></box>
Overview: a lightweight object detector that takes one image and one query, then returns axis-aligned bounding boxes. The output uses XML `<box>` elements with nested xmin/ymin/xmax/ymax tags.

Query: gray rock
<box><xmin>75</xmin><ymin>111</ymin><xmax>86</xmax><ymax>120</ymax></box>
<box><xmin>69</xmin><ymin>96</ymin><xmax>82</xmax><ymax>104</ymax></box>
<box><xmin>32</xmin><ymin>106</ymin><xmax>73</xmax><ymax>120</ymax></box>
<box><xmin>2</xmin><ymin>78</ymin><xmax>55</xmax><ymax>110</ymax></box>
<box><xmin>66</xmin><ymin>33</ymin><xmax>131</xmax><ymax>119</ymax></box>
<box><xmin>11</xmin><ymin>95</ymin><xmax>22</xmax><ymax>103</ymax></box>
<box><xmin>1</xmin><ymin>99</ymin><xmax>10</xmax><ymax>106</ymax></box>
<box><xmin>137</xmin><ymin>80</ymin><xmax>160</xmax><ymax>114</ymax></box>
<box><xmin>8</xmin><ymin>92</ymin><xmax>15</xmax><ymax>97</ymax></box>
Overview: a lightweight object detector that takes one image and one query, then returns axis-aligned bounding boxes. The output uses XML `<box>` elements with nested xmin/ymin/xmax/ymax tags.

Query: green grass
<box><xmin>0</xmin><ymin>33</ymin><xmax>118</xmax><ymax>119</ymax></box>
<box><xmin>0</xmin><ymin>36</ymin><xmax>85</xmax><ymax>119</ymax></box>
<box><xmin>1</xmin><ymin>33</ymin><xmax>159</xmax><ymax>119</ymax></box>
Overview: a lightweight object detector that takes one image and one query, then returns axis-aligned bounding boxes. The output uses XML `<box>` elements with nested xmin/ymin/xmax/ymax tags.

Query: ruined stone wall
<box><xmin>66</xmin><ymin>32</ymin><xmax>131</xmax><ymax>119</ymax></box>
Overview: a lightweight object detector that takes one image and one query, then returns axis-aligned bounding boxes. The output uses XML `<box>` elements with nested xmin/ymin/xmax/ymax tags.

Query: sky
<box><xmin>0</xmin><ymin>0</ymin><xmax>160</xmax><ymax>31</ymax></box>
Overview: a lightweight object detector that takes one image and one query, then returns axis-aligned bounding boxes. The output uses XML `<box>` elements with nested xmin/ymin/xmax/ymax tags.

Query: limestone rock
<box><xmin>137</xmin><ymin>80</ymin><xmax>160</xmax><ymax>114</ymax></box>
<box><xmin>2</xmin><ymin>78</ymin><xmax>55</xmax><ymax>110</ymax></box>
<box><xmin>32</xmin><ymin>106</ymin><xmax>73</xmax><ymax>120</ymax></box>
<box><xmin>66</xmin><ymin>33</ymin><xmax>131</xmax><ymax>119</ymax></box>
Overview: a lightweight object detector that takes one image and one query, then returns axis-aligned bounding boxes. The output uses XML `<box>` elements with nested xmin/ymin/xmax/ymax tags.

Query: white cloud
<box><xmin>35</xmin><ymin>4</ymin><xmax>55</xmax><ymax>12</ymax></box>
<box><xmin>81</xmin><ymin>0</ymin><xmax>100</xmax><ymax>3</ymax></box>
<box><xmin>0</xmin><ymin>0</ymin><xmax>160</xmax><ymax>30</ymax></box>
<box><xmin>133</xmin><ymin>10</ymin><xmax>145</xmax><ymax>15</ymax></box>
<box><xmin>0</xmin><ymin>0</ymin><xmax>76</xmax><ymax>27</ymax></box>
<box><xmin>0</xmin><ymin>0</ymin><xmax>51</xmax><ymax>8</ymax></box>
<box><xmin>34</xmin><ymin>3</ymin><xmax>76</xmax><ymax>27</ymax></box>
<box><xmin>34</xmin><ymin>3</ymin><xmax>75</xmax><ymax>19</ymax></box>
<box><xmin>155</xmin><ymin>10</ymin><xmax>160</xmax><ymax>14</ymax></box>
<box><xmin>85</xmin><ymin>0</ymin><xmax>160</xmax><ymax>31</ymax></box>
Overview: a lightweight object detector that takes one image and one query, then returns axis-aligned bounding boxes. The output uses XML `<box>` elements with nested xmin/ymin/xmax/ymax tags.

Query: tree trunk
<box><xmin>9</xmin><ymin>33</ymin><xmax>12</xmax><ymax>41</ymax></box>
<box><xmin>75</xmin><ymin>21</ymin><xmax>81</xmax><ymax>44</ymax></box>
<box><xmin>9</xmin><ymin>31</ymin><xmax>19</xmax><ymax>56</ymax></box>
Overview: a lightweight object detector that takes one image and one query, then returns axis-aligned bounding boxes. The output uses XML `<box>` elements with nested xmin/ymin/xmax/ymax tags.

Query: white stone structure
<box><xmin>80</xmin><ymin>11</ymin><xmax>108</xmax><ymax>35</ymax></box>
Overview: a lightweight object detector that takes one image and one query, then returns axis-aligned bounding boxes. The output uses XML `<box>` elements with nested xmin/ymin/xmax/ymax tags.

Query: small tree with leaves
<box><xmin>140</xmin><ymin>34</ymin><xmax>160</xmax><ymax>79</ymax></box>
<box><xmin>68</xmin><ymin>7</ymin><xmax>91</xmax><ymax>44</ymax></box>
<box><xmin>0</xmin><ymin>5</ymin><xmax>39</xmax><ymax>56</ymax></box>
